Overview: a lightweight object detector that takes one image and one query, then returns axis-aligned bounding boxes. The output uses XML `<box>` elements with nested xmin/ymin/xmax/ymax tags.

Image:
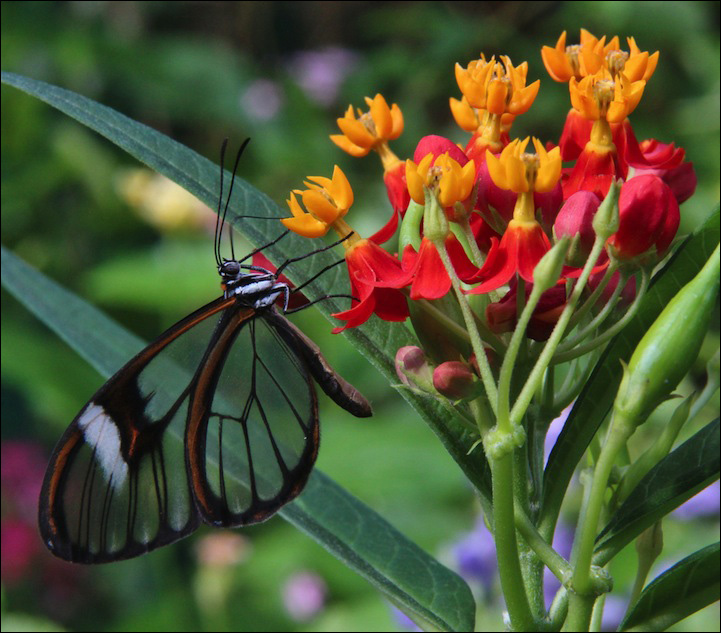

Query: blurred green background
<box><xmin>2</xmin><ymin>2</ymin><xmax>719</xmax><ymax>631</ymax></box>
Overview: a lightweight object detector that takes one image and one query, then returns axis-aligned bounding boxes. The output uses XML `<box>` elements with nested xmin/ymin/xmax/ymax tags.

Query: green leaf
<box><xmin>1</xmin><ymin>71</ymin><xmax>491</xmax><ymax>505</ymax></box>
<box><xmin>594</xmin><ymin>419</ymin><xmax>720</xmax><ymax>563</ymax></box>
<box><xmin>540</xmin><ymin>207</ymin><xmax>720</xmax><ymax>535</ymax></box>
<box><xmin>1</xmin><ymin>244</ymin><xmax>475</xmax><ymax>632</ymax></box>
<box><xmin>619</xmin><ymin>542</ymin><xmax>720</xmax><ymax>632</ymax></box>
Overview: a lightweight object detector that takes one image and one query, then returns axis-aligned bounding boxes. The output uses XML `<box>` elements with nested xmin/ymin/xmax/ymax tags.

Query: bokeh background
<box><xmin>2</xmin><ymin>2</ymin><xmax>719</xmax><ymax>631</ymax></box>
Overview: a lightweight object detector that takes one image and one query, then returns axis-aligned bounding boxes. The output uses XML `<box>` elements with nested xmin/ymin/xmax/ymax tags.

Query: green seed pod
<box><xmin>614</xmin><ymin>245</ymin><xmax>720</xmax><ymax>428</ymax></box>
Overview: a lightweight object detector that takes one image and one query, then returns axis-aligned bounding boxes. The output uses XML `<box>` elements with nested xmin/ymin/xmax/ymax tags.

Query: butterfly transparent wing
<box><xmin>39</xmin><ymin>299</ymin><xmax>224</xmax><ymax>562</ymax></box>
<box><xmin>186</xmin><ymin>308</ymin><xmax>318</xmax><ymax>525</ymax></box>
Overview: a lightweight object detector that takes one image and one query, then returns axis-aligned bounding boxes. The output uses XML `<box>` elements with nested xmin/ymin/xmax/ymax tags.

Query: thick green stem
<box><xmin>564</xmin><ymin>592</ymin><xmax>595</xmax><ymax>632</ymax></box>
<box><xmin>492</xmin><ymin>453</ymin><xmax>535</xmax><ymax>631</ymax></box>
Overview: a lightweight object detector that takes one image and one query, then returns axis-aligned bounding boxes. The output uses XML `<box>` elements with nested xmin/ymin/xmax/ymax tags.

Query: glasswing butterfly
<box><xmin>38</xmin><ymin>139</ymin><xmax>371</xmax><ymax>563</ymax></box>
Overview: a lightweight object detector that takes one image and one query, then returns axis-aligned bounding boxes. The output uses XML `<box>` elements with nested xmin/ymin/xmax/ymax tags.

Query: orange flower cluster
<box><xmin>278</xmin><ymin>28</ymin><xmax>694</xmax><ymax>344</ymax></box>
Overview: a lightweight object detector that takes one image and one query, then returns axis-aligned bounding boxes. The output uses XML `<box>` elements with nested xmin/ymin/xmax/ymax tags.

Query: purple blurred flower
<box><xmin>452</xmin><ymin>516</ymin><xmax>497</xmax><ymax>591</ymax></box>
<box><xmin>390</xmin><ymin>605</ymin><xmax>423</xmax><ymax>632</ymax></box>
<box><xmin>601</xmin><ymin>594</ymin><xmax>628</xmax><ymax>631</ymax></box>
<box><xmin>544</xmin><ymin>406</ymin><xmax>572</xmax><ymax>467</ymax></box>
<box><xmin>282</xmin><ymin>571</ymin><xmax>327</xmax><ymax>621</ymax></box>
<box><xmin>544</xmin><ymin>521</ymin><xmax>575</xmax><ymax>610</ymax></box>
<box><xmin>673</xmin><ymin>480</ymin><xmax>720</xmax><ymax>519</ymax></box>
<box><xmin>240</xmin><ymin>79</ymin><xmax>284</xmax><ymax>122</ymax></box>
<box><xmin>287</xmin><ymin>47</ymin><xmax>359</xmax><ymax>106</ymax></box>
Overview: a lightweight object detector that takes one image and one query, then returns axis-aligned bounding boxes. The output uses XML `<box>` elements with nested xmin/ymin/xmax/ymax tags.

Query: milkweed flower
<box><xmin>282</xmin><ymin>165</ymin><xmax>354</xmax><ymax>238</ymax></box>
<box><xmin>467</xmin><ymin>138</ymin><xmax>561</xmax><ymax>294</ymax></box>
<box><xmin>331</xmin><ymin>237</ymin><xmax>409</xmax><ymax>332</ymax></box>
<box><xmin>406</xmin><ymin>150</ymin><xmax>476</xmax><ymax>216</ymax></box>
<box><xmin>455</xmin><ymin>55</ymin><xmax>539</xmax><ymax>161</ymax></box>
<box><xmin>282</xmin><ymin>165</ymin><xmax>409</xmax><ymax>332</ymax></box>
<box><xmin>542</xmin><ymin>29</ymin><xmax>659</xmax><ymax>84</ymax></box>
<box><xmin>330</xmin><ymin>93</ymin><xmax>409</xmax><ymax>219</ymax></box>
<box><xmin>394</xmin><ymin>140</ymin><xmax>480</xmax><ymax>300</ymax></box>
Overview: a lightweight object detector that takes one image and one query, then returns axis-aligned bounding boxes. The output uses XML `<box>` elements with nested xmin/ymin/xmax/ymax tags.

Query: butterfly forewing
<box><xmin>187</xmin><ymin>306</ymin><xmax>319</xmax><ymax>525</ymax></box>
<box><xmin>39</xmin><ymin>299</ymin><xmax>232</xmax><ymax>562</ymax></box>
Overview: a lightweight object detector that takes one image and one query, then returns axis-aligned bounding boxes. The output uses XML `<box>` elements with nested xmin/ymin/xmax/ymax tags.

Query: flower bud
<box><xmin>614</xmin><ymin>245</ymin><xmax>720</xmax><ymax>428</ymax></box>
<box><xmin>533</xmin><ymin>237</ymin><xmax>569</xmax><ymax>292</ymax></box>
<box><xmin>608</xmin><ymin>175</ymin><xmax>679</xmax><ymax>259</ymax></box>
<box><xmin>413</xmin><ymin>135</ymin><xmax>469</xmax><ymax>166</ymax></box>
<box><xmin>433</xmin><ymin>360</ymin><xmax>481</xmax><ymax>401</ymax></box>
<box><xmin>554</xmin><ymin>191</ymin><xmax>601</xmax><ymax>266</ymax></box>
<box><xmin>591</xmin><ymin>179</ymin><xmax>621</xmax><ymax>241</ymax></box>
<box><xmin>395</xmin><ymin>346</ymin><xmax>435</xmax><ymax>392</ymax></box>
<box><xmin>636</xmin><ymin>139</ymin><xmax>697</xmax><ymax>204</ymax></box>
<box><xmin>634</xmin><ymin>160</ymin><xmax>697</xmax><ymax>205</ymax></box>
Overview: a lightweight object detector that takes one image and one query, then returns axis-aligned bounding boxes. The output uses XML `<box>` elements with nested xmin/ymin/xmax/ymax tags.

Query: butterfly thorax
<box><xmin>218</xmin><ymin>260</ymin><xmax>289</xmax><ymax>310</ymax></box>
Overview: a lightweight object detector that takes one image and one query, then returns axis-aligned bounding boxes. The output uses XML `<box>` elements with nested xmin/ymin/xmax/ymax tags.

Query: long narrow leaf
<box><xmin>594</xmin><ymin>419</ymin><xmax>720</xmax><ymax>564</ymax></box>
<box><xmin>1</xmin><ymin>244</ymin><xmax>475</xmax><ymax>632</ymax></box>
<box><xmin>619</xmin><ymin>542</ymin><xmax>720</xmax><ymax>632</ymax></box>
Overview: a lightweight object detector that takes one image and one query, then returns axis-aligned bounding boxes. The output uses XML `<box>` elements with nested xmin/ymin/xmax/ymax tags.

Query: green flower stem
<box><xmin>614</xmin><ymin>397</ymin><xmax>692</xmax><ymax>504</ymax></box>
<box><xmin>566</xmin><ymin>263</ymin><xmax>616</xmax><ymax>332</ymax></box>
<box><xmin>552</xmin><ymin>268</ymin><xmax>650</xmax><ymax>364</ymax></box>
<box><xmin>565</xmin><ymin>592</ymin><xmax>595</xmax><ymax>632</ymax></box>
<box><xmin>492</xmin><ymin>453</ymin><xmax>535</xmax><ymax>631</ymax></box>
<box><xmin>515</xmin><ymin>505</ymin><xmax>573</xmax><ymax>586</ymax></box>
<box><xmin>454</xmin><ymin>214</ymin><xmax>485</xmax><ymax>267</ymax></box>
<box><xmin>433</xmin><ymin>233</ymin><xmax>533</xmax><ymax>629</ymax></box>
<box><xmin>555</xmin><ymin>269</ymin><xmax>628</xmax><ymax>353</ymax></box>
<box><xmin>552</xmin><ymin>347</ymin><xmax>602</xmax><ymax>412</ymax></box>
<box><xmin>509</xmin><ymin>235</ymin><xmax>606</xmax><ymax>427</ymax></box>
<box><xmin>571</xmin><ymin>415</ymin><xmax>633</xmax><ymax>598</ymax></box>
<box><xmin>435</xmin><ymin>239</ymin><xmax>499</xmax><ymax>415</ymax></box>
<box><xmin>628</xmin><ymin>522</ymin><xmax>663</xmax><ymax>609</ymax></box>
<box><xmin>589</xmin><ymin>594</ymin><xmax>606</xmax><ymax>632</ymax></box>
<box><xmin>469</xmin><ymin>396</ymin><xmax>495</xmax><ymax>437</ymax></box>
<box><xmin>498</xmin><ymin>280</ymin><xmax>546</xmax><ymax>433</ymax></box>
<box><xmin>549</xmin><ymin>587</ymin><xmax>569</xmax><ymax>630</ymax></box>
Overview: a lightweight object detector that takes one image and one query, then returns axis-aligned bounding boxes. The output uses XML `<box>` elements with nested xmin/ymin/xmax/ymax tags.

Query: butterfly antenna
<box><xmin>214</xmin><ymin>138</ymin><xmax>229</xmax><ymax>267</ymax></box>
<box><xmin>224</xmin><ymin>138</ymin><xmax>251</xmax><ymax>262</ymax></box>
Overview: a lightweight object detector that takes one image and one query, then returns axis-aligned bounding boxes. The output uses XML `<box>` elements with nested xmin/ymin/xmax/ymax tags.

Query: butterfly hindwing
<box><xmin>187</xmin><ymin>305</ymin><xmax>319</xmax><ymax>526</ymax></box>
